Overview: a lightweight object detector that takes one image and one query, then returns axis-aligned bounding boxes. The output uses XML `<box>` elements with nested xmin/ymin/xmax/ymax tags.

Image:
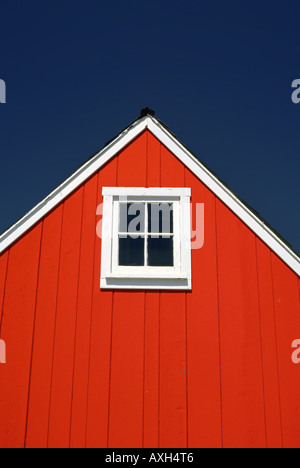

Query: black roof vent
<box><xmin>140</xmin><ymin>107</ymin><xmax>155</xmax><ymax>117</ymax></box>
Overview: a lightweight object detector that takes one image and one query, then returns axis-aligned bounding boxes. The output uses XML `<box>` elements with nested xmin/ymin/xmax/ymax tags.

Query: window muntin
<box><xmin>118</xmin><ymin>202</ymin><xmax>174</xmax><ymax>268</ymax></box>
<box><xmin>112</xmin><ymin>197</ymin><xmax>180</xmax><ymax>276</ymax></box>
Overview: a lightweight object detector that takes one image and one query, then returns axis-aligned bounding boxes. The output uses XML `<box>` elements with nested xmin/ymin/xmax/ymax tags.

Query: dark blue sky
<box><xmin>0</xmin><ymin>1</ymin><xmax>299</xmax><ymax>253</ymax></box>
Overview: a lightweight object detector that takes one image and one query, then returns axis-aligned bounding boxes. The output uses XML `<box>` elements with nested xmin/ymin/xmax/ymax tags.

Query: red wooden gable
<box><xmin>0</xmin><ymin>126</ymin><xmax>299</xmax><ymax>448</ymax></box>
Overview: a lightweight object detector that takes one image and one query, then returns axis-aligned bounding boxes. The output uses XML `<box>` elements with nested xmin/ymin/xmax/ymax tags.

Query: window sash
<box><xmin>112</xmin><ymin>198</ymin><xmax>181</xmax><ymax>275</ymax></box>
<box><xmin>118</xmin><ymin>201</ymin><xmax>174</xmax><ymax>235</ymax></box>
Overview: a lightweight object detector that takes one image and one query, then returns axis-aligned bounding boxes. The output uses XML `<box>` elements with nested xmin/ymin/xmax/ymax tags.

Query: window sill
<box><xmin>100</xmin><ymin>275</ymin><xmax>191</xmax><ymax>290</ymax></box>
<box><xmin>104</xmin><ymin>273</ymin><xmax>188</xmax><ymax>280</ymax></box>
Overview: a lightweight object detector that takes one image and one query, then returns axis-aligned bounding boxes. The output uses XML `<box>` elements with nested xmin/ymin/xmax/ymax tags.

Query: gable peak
<box><xmin>140</xmin><ymin>107</ymin><xmax>155</xmax><ymax>118</ymax></box>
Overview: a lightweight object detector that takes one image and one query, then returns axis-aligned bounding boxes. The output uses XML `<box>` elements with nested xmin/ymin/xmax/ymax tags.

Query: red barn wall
<box><xmin>0</xmin><ymin>130</ymin><xmax>299</xmax><ymax>448</ymax></box>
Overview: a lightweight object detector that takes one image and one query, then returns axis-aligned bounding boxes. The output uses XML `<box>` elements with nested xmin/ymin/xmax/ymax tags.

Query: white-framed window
<box><xmin>100</xmin><ymin>187</ymin><xmax>192</xmax><ymax>290</ymax></box>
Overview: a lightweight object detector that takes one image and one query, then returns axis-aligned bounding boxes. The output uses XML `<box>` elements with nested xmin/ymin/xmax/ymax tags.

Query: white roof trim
<box><xmin>102</xmin><ymin>187</ymin><xmax>191</xmax><ymax>197</ymax></box>
<box><xmin>0</xmin><ymin>115</ymin><xmax>299</xmax><ymax>276</ymax></box>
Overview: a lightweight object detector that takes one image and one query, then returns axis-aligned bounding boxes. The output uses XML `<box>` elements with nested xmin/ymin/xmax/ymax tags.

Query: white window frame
<box><xmin>100</xmin><ymin>187</ymin><xmax>192</xmax><ymax>290</ymax></box>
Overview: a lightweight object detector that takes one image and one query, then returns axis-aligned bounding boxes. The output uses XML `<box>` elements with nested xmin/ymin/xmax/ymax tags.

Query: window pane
<box><xmin>147</xmin><ymin>236</ymin><xmax>174</xmax><ymax>267</ymax></box>
<box><xmin>119</xmin><ymin>236</ymin><xmax>145</xmax><ymax>266</ymax></box>
<box><xmin>119</xmin><ymin>203</ymin><xmax>145</xmax><ymax>233</ymax></box>
<box><xmin>148</xmin><ymin>203</ymin><xmax>173</xmax><ymax>233</ymax></box>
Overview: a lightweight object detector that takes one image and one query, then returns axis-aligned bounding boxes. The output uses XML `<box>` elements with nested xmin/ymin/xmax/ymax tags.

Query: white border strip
<box><xmin>103</xmin><ymin>187</ymin><xmax>191</xmax><ymax>197</ymax></box>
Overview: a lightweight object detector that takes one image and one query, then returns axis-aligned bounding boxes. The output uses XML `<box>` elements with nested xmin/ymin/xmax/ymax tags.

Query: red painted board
<box><xmin>0</xmin><ymin>251</ymin><xmax>9</xmax><ymax>331</ymax></box>
<box><xmin>85</xmin><ymin>160</ymin><xmax>117</xmax><ymax>448</ymax></box>
<box><xmin>146</xmin><ymin>132</ymin><xmax>161</xmax><ymax>187</ymax></box>
<box><xmin>25</xmin><ymin>206</ymin><xmax>63</xmax><ymax>448</ymax></box>
<box><xmin>47</xmin><ymin>189</ymin><xmax>83</xmax><ymax>448</ymax></box>
<box><xmin>271</xmin><ymin>254</ymin><xmax>300</xmax><ymax>448</ymax></box>
<box><xmin>143</xmin><ymin>292</ymin><xmax>160</xmax><ymax>448</ymax></box>
<box><xmin>255</xmin><ymin>239</ymin><xmax>282</xmax><ymax>448</ymax></box>
<box><xmin>185</xmin><ymin>169</ymin><xmax>222</xmax><ymax>448</ymax></box>
<box><xmin>159</xmin><ymin>145</ymin><xmax>187</xmax><ymax>448</ymax></box>
<box><xmin>108</xmin><ymin>292</ymin><xmax>145</xmax><ymax>448</ymax></box>
<box><xmin>216</xmin><ymin>199</ymin><xmax>266</xmax><ymax>448</ymax></box>
<box><xmin>0</xmin><ymin>225</ymin><xmax>42</xmax><ymax>448</ymax></box>
<box><xmin>70</xmin><ymin>175</ymin><xmax>99</xmax><ymax>448</ymax></box>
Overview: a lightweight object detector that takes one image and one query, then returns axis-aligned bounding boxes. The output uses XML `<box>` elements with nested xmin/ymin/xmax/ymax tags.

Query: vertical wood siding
<box><xmin>0</xmin><ymin>130</ymin><xmax>299</xmax><ymax>448</ymax></box>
